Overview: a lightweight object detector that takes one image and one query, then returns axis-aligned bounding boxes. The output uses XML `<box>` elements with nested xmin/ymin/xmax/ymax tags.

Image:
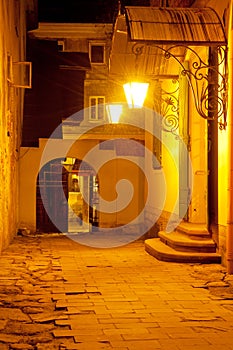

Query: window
<box><xmin>57</xmin><ymin>40</ymin><xmax>65</xmax><ymax>51</ymax></box>
<box><xmin>89</xmin><ymin>96</ymin><xmax>105</xmax><ymax>120</ymax></box>
<box><xmin>7</xmin><ymin>54</ymin><xmax>32</xmax><ymax>89</ymax></box>
<box><xmin>90</xmin><ymin>44</ymin><xmax>105</xmax><ymax>64</ymax></box>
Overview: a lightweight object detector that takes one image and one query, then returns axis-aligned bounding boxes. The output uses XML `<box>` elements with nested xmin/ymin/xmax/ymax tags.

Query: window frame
<box><xmin>89</xmin><ymin>42</ymin><xmax>106</xmax><ymax>65</ymax></box>
<box><xmin>89</xmin><ymin>96</ymin><xmax>105</xmax><ymax>121</ymax></box>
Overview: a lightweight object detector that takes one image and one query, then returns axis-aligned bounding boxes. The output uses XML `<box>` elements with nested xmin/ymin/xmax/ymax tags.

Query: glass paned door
<box><xmin>68</xmin><ymin>174</ymin><xmax>90</xmax><ymax>232</ymax></box>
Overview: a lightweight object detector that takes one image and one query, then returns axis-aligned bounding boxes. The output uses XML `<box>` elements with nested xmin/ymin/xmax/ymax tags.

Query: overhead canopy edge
<box><xmin>125</xmin><ymin>7</ymin><xmax>227</xmax><ymax>46</ymax></box>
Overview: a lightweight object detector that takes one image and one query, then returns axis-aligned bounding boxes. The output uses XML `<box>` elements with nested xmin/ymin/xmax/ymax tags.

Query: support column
<box><xmin>226</xmin><ymin>0</ymin><xmax>233</xmax><ymax>274</ymax></box>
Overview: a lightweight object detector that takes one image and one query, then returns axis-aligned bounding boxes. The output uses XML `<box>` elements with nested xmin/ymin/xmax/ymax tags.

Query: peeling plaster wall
<box><xmin>0</xmin><ymin>0</ymin><xmax>27</xmax><ymax>252</ymax></box>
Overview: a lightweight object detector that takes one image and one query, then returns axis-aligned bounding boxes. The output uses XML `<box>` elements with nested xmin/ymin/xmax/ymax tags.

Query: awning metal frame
<box><xmin>110</xmin><ymin>6</ymin><xmax>228</xmax><ymax>130</ymax></box>
<box><xmin>130</xmin><ymin>41</ymin><xmax>228</xmax><ymax>130</ymax></box>
<box><xmin>125</xmin><ymin>6</ymin><xmax>227</xmax><ymax>46</ymax></box>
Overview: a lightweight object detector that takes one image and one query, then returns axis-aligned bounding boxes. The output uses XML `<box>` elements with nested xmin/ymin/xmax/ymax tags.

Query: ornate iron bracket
<box><xmin>153</xmin><ymin>79</ymin><xmax>179</xmax><ymax>134</ymax></box>
<box><xmin>132</xmin><ymin>43</ymin><xmax>228</xmax><ymax>130</ymax></box>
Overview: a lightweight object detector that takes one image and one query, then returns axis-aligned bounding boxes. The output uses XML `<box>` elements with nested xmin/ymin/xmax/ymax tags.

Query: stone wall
<box><xmin>0</xmin><ymin>1</ymin><xmax>28</xmax><ymax>252</ymax></box>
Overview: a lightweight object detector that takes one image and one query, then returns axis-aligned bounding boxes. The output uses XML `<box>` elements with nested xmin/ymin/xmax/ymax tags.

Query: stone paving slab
<box><xmin>0</xmin><ymin>234</ymin><xmax>233</xmax><ymax>349</ymax></box>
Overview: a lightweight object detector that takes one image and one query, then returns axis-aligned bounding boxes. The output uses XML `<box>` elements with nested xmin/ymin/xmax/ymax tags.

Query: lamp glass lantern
<box><xmin>123</xmin><ymin>82</ymin><xmax>149</xmax><ymax>108</ymax></box>
<box><xmin>106</xmin><ymin>103</ymin><xmax>123</xmax><ymax>123</ymax></box>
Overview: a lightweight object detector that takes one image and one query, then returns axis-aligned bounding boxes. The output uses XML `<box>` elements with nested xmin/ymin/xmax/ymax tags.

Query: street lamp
<box><xmin>110</xmin><ymin>7</ymin><xmax>228</xmax><ymax>128</ymax></box>
<box><xmin>123</xmin><ymin>82</ymin><xmax>149</xmax><ymax>108</ymax></box>
<box><xmin>106</xmin><ymin>103</ymin><xmax>123</xmax><ymax>123</ymax></box>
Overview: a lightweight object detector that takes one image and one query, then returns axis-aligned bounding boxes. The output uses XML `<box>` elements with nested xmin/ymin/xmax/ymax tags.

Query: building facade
<box><xmin>16</xmin><ymin>0</ymin><xmax>233</xmax><ymax>272</ymax></box>
<box><xmin>0</xmin><ymin>0</ymin><xmax>37</xmax><ymax>253</ymax></box>
<box><xmin>108</xmin><ymin>0</ymin><xmax>232</xmax><ymax>266</ymax></box>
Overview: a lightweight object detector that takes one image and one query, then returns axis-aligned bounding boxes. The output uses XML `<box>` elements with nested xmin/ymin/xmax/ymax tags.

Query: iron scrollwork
<box><xmin>130</xmin><ymin>42</ymin><xmax>228</xmax><ymax>130</ymax></box>
<box><xmin>158</xmin><ymin>45</ymin><xmax>228</xmax><ymax>130</ymax></box>
<box><xmin>153</xmin><ymin>80</ymin><xmax>179</xmax><ymax>134</ymax></box>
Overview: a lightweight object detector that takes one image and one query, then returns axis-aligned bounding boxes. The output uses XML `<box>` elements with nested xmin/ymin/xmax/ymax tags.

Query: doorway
<box><xmin>68</xmin><ymin>174</ymin><xmax>90</xmax><ymax>232</ymax></box>
<box><xmin>36</xmin><ymin>158</ymin><xmax>98</xmax><ymax>233</ymax></box>
<box><xmin>36</xmin><ymin>158</ymin><xmax>69</xmax><ymax>233</ymax></box>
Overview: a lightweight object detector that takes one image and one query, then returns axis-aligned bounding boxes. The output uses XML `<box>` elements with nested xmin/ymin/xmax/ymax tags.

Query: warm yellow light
<box><xmin>123</xmin><ymin>82</ymin><xmax>149</xmax><ymax>108</ymax></box>
<box><xmin>106</xmin><ymin>103</ymin><xmax>123</xmax><ymax>123</ymax></box>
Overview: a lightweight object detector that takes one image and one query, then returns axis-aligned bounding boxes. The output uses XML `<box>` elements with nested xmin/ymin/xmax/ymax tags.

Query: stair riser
<box><xmin>145</xmin><ymin>244</ymin><xmax>221</xmax><ymax>264</ymax></box>
<box><xmin>160</xmin><ymin>237</ymin><xmax>217</xmax><ymax>253</ymax></box>
<box><xmin>176</xmin><ymin>228</ymin><xmax>210</xmax><ymax>238</ymax></box>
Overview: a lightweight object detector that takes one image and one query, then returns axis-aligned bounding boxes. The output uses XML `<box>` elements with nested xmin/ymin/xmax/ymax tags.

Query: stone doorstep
<box><xmin>176</xmin><ymin>222</ymin><xmax>210</xmax><ymax>237</ymax></box>
<box><xmin>145</xmin><ymin>238</ymin><xmax>221</xmax><ymax>264</ymax></box>
<box><xmin>158</xmin><ymin>231</ymin><xmax>217</xmax><ymax>253</ymax></box>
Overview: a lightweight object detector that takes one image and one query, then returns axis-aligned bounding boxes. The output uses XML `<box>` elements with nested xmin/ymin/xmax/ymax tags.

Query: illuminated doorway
<box><xmin>36</xmin><ymin>158</ymin><xmax>98</xmax><ymax>233</ymax></box>
<box><xmin>36</xmin><ymin>158</ymin><xmax>69</xmax><ymax>233</ymax></box>
<box><xmin>68</xmin><ymin>174</ymin><xmax>90</xmax><ymax>232</ymax></box>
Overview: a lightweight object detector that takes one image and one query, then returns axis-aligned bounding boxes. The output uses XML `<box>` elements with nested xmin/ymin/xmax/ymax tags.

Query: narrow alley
<box><xmin>0</xmin><ymin>234</ymin><xmax>233</xmax><ymax>350</ymax></box>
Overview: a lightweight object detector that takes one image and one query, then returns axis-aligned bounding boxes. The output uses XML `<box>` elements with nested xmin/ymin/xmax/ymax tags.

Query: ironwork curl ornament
<box><xmin>161</xmin><ymin>91</ymin><xmax>179</xmax><ymax>133</ymax></box>
<box><xmin>156</xmin><ymin>45</ymin><xmax>228</xmax><ymax>130</ymax></box>
<box><xmin>153</xmin><ymin>80</ymin><xmax>179</xmax><ymax>134</ymax></box>
<box><xmin>132</xmin><ymin>42</ymin><xmax>144</xmax><ymax>56</ymax></box>
<box><xmin>130</xmin><ymin>42</ymin><xmax>227</xmax><ymax>130</ymax></box>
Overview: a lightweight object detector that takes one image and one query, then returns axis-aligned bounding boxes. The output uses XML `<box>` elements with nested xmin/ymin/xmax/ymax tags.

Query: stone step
<box><xmin>176</xmin><ymin>222</ymin><xmax>210</xmax><ymax>238</ymax></box>
<box><xmin>145</xmin><ymin>238</ymin><xmax>221</xmax><ymax>264</ymax></box>
<box><xmin>158</xmin><ymin>231</ymin><xmax>217</xmax><ymax>253</ymax></box>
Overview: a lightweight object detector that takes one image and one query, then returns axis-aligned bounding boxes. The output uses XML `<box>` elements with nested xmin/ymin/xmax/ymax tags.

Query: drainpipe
<box><xmin>227</xmin><ymin>0</ymin><xmax>233</xmax><ymax>274</ymax></box>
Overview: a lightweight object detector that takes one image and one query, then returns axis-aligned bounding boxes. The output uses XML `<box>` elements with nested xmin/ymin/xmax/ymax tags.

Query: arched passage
<box><xmin>36</xmin><ymin>158</ymin><xmax>69</xmax><ymax>233</ymax></box>
<box><xmin>36</xmin><ymin>157</ymin><xmax>98</xmax><ymax>233</ymax></box>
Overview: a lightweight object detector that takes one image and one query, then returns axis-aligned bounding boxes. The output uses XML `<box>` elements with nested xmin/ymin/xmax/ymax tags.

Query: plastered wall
<box><xmin>0</xmin><ymin>0</ymin><xmax>27</xmax><ymax>252</ymax></box>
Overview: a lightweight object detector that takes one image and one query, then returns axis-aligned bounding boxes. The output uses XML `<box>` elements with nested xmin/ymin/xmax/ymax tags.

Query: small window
<box><xmin>7</xmin><ymin>54</ymin><xmax>32</xmax><ymax>89</ymax></box>
<box><xmin>89</xmin><ymin>96</ymin><xmax>105</xmax><ymax>120</ymax></box>
<box><xmin>90</xmin><ymin>44</ymin><xmax>105</xmax><ymax>64</ymax></box>
<box><xmin>57</xmin><ymin>40</ymin><xmax>65</xmax><ymax>51</ymax></box>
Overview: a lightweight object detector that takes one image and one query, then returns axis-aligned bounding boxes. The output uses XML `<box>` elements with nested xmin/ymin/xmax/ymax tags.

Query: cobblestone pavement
<box><xmin>0</xmin><ymin>234</ymin><xmax>233</xmax><ymax>350</ymax></box>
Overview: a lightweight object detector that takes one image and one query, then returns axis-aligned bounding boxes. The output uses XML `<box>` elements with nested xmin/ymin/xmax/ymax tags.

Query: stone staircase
<box><xmin>145</xmin><ymin>222</ymin><xmax>221</xmax><ymax>264</ymax></box>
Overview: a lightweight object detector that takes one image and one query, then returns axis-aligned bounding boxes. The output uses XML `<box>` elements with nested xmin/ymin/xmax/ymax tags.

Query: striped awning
<box><xmin>125</xmin><ymin>7</ymin><xmax>227</xmax><ymax>46</ymax></box>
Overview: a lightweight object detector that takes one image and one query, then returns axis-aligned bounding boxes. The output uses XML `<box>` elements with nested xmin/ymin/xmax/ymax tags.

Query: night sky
<box><xmin>38</xmin><ymin>0</ymin><xmax>119</xmax><ymax>23</ymax></box>
<box><xmin>38</xmin><ymin>0</ymin><xmax>149</xmax><ymax>23</ymax></box>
